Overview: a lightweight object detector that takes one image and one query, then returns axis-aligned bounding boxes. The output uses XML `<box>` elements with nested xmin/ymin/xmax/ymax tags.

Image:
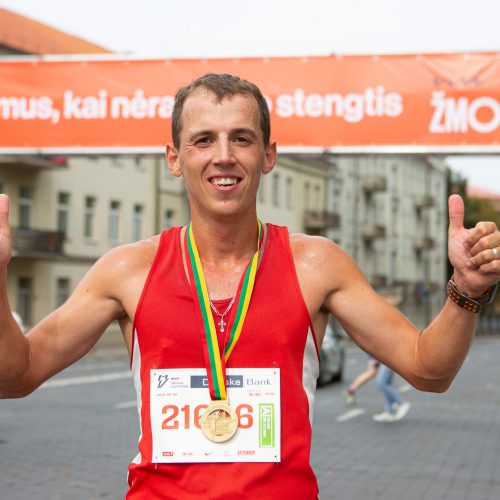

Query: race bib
<box><xmin>150</xmin><ymin>368</ymin><xmax>280</xmax><ymax>463</ymax></box>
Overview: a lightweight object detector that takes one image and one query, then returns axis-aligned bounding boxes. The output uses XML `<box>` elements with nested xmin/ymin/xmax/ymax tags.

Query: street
<box><xmin>1</xmin><ymin>337</ymin><xmax>500</xmax><ymax>500</ymax></box>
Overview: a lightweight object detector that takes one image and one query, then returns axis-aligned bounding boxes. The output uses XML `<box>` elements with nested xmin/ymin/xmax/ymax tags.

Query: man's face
<box><xmin>166</xmin><ymin>89</ymin><xmax>276</xmax><ymax>220</ymax></box>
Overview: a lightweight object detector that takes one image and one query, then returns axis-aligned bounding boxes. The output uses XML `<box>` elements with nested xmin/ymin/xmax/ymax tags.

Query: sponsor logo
<box><xmin>246</xmin><ymin>377</ymin><xmax>272</xmax><ymax>386</ymax></box>
<box><xmin>191</xmin><ymin>375</ymin><xmax>243</xmax><ymax>388</ymax></box>
<box><xmin>259</xmin><ymin>403</ymin><xmax>275</xmax><ymax>448</ymax></box>
<box><xmin>430</xmin><ymin>91</ymin><xmax>500</xmax><ymax>134</ymax></box>
<box><xmin>162</xmin><ymin>451</ymin><xmax>174</xmax><ymax>457</ymax></box>
<box><xmin>237</xmin><ymin>450</ymin><xmax>256</xmax><ymax>455</ymax></box>
<box><xmin>157</xmin><ymin>374</ymin><xmax>169</xmax><ymax>389</ymax></box>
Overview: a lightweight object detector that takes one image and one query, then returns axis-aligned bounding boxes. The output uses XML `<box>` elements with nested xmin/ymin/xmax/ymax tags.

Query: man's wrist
<box><xmin>447</xmin><ymin>276</ymin><xmax>498</xmax><ymax>314</ymax></box>
<box><xmin>451</xmin><ymin>274</ymin><xmax>487</xmax><ymax>298</ymax></box>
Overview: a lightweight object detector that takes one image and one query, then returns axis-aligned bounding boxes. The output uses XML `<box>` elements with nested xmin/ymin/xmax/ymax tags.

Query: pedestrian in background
<box><xmin>342</xmin><ymin>355</ymin><xmax>380</xmax><ymax>406</ymax></box>
<box><xmin>373</xmin><ymin>364</ymin><xmax>411</xmax><ymax>422</ymax></box>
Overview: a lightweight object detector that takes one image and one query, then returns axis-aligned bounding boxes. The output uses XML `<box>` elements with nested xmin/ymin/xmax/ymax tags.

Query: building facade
<box><xmin>257</xmin><ymin>154</ymin><xmax>449</xmax><ymax>327</ymax></box>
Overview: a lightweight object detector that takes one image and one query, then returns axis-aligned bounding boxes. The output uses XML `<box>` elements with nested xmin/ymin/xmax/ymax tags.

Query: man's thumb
<box><xmin>0</xmin><ymin>194</ymin><xmax>9</xmax><ymax>225</ymax></box>
<box><xmin>448</xmin><ymin>194</ymin><xmax>465</xmax><ymax>231</ymax></box>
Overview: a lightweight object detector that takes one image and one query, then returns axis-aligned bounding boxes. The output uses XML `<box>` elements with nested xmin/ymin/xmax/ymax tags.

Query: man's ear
<box><xmin>262</xmin><ymin>141</ymin><xmax>277</xmax><ymax>175</ymax></box>
<box><xmin>166</xmin><ymin>143</ymin><xmax>182</xmax><ymax>177</ymax></box>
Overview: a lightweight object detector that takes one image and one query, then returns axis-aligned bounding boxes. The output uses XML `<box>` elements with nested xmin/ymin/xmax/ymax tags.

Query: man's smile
<box><xmin>209</xmin><ymin>176</ymin><xmax>241</xmax><ymax>187</ymax></box>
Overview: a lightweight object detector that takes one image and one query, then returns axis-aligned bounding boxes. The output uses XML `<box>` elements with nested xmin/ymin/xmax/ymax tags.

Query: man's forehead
<box><xmin>183</xmin><ymin>88</ymin><xmax>257</xmax><ymax>112</ymax></box>
<box><xmin>180</xmin><ymin>89</ymin><xmax>260</xmax><ymax>131</ymax></box>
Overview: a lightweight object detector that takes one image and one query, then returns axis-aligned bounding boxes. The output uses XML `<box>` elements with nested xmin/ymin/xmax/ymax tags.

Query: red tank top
<box><xmin>126</xmin><ymin>224</ymin><xmax>320</xmax><ymax>499</ymax></box>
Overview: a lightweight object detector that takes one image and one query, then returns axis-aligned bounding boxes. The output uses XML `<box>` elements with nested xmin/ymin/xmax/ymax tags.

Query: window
<box><xmin>314</xmin><ymin>185</ymin><xmax>321</xmax><ymax>210</ymax></box>
<box><xmin>164</xmin><ymin>209</ymin><xmax>175</xmax><ymax>229</ymax></box>
<box><xmin>57</xmin><ymin>192</ymin><xmax>70</xmax><ymax>234</ymax></box>
<box><xmin>19</xmin><ymin>187</ymin><xmax>32</xmax><ymax>229</ymax></box>
<box><xmin>285</xmin><ymin>177</ymin><xmax>293</xmax><ymax>209</ymax></box>
<box><xmin>304</xmin><ymin>182</ymin><xmax>310</xmax><ymax>210</ymax></box>
<box><xmin>17</xmin><ymin>277</ymin><xmax>33</xmax><ymax>326</ymax></box>
<box><xmin>84</xmin><ymin>196</ymin><xmax>96</xmax><ymax>240</ymax></box>
<box><xmin>109</xmin><ymin>200</ymin><xmax>121</xmax><ymax>245</ymax></box>
<box><xmin>272</xmin><ymin>173</ymin><xmax>280</xmax><ymax>207</ymax></box>
<box><xmin>132</xmin><ymin>204</ymin><xmax>143</xmax><ymax>241</ymax></box>
<box><xmin>56</xmin><ymin>278</ymin><xmax>70</xmax><ymax>307</ymax></box>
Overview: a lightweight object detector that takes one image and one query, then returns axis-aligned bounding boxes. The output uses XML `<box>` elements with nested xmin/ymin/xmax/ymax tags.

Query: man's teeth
<box><xmin>212</xmin><ymin>177</ymin><xmax>238</xmax><ymax>186</ymax></box>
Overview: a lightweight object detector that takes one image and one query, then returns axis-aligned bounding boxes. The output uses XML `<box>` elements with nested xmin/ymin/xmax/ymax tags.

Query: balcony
<box><xmin>304</xmin><ymin>210</ymin><xmax>341</xmax><ymax>230</ymax></box>
<box><xmin>0</xmin><ymin>155</ymin><xmax>67</xmax><ymax>170</ymax></box>
<box><xmin>361</xmin><ymin>176</ymin><xmax>387</xmax><ymax>193</ymax></box>
<box><xmin>414</xmin><ymin>195</ymin><xmax>435</xmax><ymax>210</ymax></box>
<box><xmin>413</xmin><ymin>236</ymin><xmax>436</xmax><ymax>251</ymax></box>
<box><xmin>12</xmin><ymin>228</ymin><xmax>65</xmax><ymax>258</ymax></box>
<box><xmin>360</xmin><ymin>223</ymin><xmax>386</xmax><ymax>241</ymax></box>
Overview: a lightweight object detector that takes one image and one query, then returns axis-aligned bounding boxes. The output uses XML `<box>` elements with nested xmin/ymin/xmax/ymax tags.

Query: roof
<box><xmin>0</xmin><ymin>8</ymin><xmax>111</xmax><ymax>54</ymax></box>
<box><xmin>467</xmin><ymin>185</ymin><xmax>500</xmax><ymax>201</ymax></box>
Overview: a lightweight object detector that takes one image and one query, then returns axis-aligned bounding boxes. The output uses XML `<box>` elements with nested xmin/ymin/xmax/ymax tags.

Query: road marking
<box><xmin>114</xmin><ymin>400</ymin><xmax>137</xmax><ymax>409</ymax></box>
<box><xmin>69</xmin><ymin>361</ymin><xmax>126</xmax><ymax>372</ymax></box>
<box><xmin>336</xmin><ymin>408</ymin><xmax>366</xmax><ymax>422</ymax></box>
<box><xmin>40</xmin><ymin>371</ymin><xmax>131</xmax><ymax>389</ymax></box>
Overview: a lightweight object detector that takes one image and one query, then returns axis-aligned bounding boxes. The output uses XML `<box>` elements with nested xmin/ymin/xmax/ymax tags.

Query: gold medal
<box><xmin>200</xmin><ymin>400</ymin><xmax>238</xmax><ymax>443</ymax></box>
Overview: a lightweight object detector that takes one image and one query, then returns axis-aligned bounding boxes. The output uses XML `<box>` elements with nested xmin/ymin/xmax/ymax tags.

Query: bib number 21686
<box><xmin>150</xmin><ymin>368</ymin><xmax>280</xmax><ymax>463</ymax></box>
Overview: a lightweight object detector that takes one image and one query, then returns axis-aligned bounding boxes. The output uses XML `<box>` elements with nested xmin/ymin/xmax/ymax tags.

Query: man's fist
<box><xmin>448</xmin><ymin>194</ymin><xmax>500</xmax><ymax>296</ymax></box>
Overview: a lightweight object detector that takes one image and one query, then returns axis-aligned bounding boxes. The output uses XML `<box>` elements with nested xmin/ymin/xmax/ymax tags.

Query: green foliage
<box><xmin>463</xmin><ymin>197</ymin><xmax>500</xmax><ymax>228</ymax></box>
<box><xmin>447</xmin><ymin>166</ymin><xmax>500</xmax><ymax>227</ymax></box>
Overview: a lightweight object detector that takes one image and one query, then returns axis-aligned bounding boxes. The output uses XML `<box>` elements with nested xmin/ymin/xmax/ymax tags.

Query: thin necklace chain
<box><xmin>207</xmin><ymin>228</ymin><xmax>265</xmax><ymax>334</ymax></box>
<box><xmin>209</xmin><ymin>295</ymin><xmax>237</xmax><ymax>333</ymax></box>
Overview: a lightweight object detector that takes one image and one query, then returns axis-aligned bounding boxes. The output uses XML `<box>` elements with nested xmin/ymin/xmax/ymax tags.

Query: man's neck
<box><xmin>189</xmin><ymin>213</ymin><xmax>260</xmax><ymax>265</ymax></box>
<box><xmin>184</xmin><ymin>213</ymin><xmax>263</xmax><ymax>300</ymax></box>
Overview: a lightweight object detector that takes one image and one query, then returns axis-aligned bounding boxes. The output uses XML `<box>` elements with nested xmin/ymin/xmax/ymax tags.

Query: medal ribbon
<box><xmin>186</xmin><ymin>221</ymin><xmax>262</xmax><ymax>401</ymax></box>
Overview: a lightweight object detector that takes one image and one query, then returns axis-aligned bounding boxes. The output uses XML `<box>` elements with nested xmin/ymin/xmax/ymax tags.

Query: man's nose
<box><xmin>214</xmin><ymin>140</ymin><xmax>235</xmax><ymax>165</ymax></box>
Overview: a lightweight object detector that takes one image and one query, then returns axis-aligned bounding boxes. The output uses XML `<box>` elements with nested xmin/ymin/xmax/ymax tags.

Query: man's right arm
<box><xmin>0</xmin><ymin>194</ymin><xmax>128</xmax><ymax>398</ymax></box>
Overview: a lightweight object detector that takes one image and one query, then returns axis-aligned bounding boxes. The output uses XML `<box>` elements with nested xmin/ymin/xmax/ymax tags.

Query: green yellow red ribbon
<box><xmin>186</xmin><ymin>221</ymin><xmax>262</xmax><ymax>401</ymax></box>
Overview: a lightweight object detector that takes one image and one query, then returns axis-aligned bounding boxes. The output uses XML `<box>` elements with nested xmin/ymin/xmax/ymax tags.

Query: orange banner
<box><xmin>1</xmin><ymin>53</ymin><xmax>500</xmax><ymax>153</ymax></box>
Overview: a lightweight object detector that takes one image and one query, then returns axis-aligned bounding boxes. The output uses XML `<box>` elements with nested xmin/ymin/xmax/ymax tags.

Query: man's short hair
<box><xmin>171</xmin><ymin>73</ymin><xmax>271</xmax><ymax>149</ymax></box>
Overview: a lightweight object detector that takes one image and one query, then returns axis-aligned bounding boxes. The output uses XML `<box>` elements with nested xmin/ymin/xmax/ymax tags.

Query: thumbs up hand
<box><xmin>0</xmin><ymin>194</ymin><xmax>12</xmax><ymax>267</ymax></box>
<box><xmin>448</xmin><ymin>194</ymin><xmax>500</xmax><ymax>296</ymax></box>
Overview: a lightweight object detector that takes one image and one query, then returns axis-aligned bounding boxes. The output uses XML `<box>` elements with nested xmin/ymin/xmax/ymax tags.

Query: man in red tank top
<box><xmin>0</xmin><ymin>73</ymin><xmax>499</xmax><ymax>499</ymax></box>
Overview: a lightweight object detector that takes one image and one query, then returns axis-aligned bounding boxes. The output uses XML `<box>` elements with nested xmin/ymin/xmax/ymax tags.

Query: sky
<box><xmin>0</xmin><ymin>0</ymin><xmax>499</xmax><ymax>192</ymax></box>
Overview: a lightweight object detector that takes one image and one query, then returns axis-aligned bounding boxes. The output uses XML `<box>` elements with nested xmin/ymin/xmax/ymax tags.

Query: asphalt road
<box><xmin>1</xmin><ymin>337</ymin><xmax>499</xmax><ymax>500</ymax></box>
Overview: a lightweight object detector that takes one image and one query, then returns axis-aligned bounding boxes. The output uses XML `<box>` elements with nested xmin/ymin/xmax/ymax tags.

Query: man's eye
<box><xmin>195</xmin><ymin>137</ymin><xmax>211</xmax><ymax>146</ymax></box>
<box><xmin>234</xmin><ymin>136</ymin><xmax>250</xmax><ymax>144</ymax></box>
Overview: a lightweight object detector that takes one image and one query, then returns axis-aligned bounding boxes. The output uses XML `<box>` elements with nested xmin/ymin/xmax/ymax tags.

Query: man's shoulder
<box><xmin>266</xmin><ymin>224</ymin><xmax>332</xmax><ymax>247</ymax></box>
<box><xmin>95</xmin><ymin>234</ymin><xmax>163</xmax><ymax>276</ymax></box>
<box><xmin>288</xmin><ymin>231</ymin><xmax>337</xmax><ymax>253</ymax></box>
<box><xmin>286</xmin><ymin>231</ymin><xmax>353</xmax><ymax>269</ymax></box>
<box><xmin>109</xmin><ymin>233</ymin><xmax>161</xmax><ymax>255</ymax></box>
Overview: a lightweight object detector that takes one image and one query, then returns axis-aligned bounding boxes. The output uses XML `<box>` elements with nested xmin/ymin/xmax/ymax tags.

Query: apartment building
<box><xmin>257</xmin><ymin>154</ymin><xmax>449</xmax><ymax>327</ymax></box>
<box><xmin>0</xmin><ymin>153</ymin><xmax>193</xmax><ymax>327</ymax></box>
<box><xmin>257</xmin><ymin>155</ymin><xmax>335</xmax><ymax>234</ymax></box>
<box><xmin>328</xmin><ymin>156</ymin><xmax>447</xmax><ymax>324</ymax></box>
<box><xmin>1</xmin><ymin>151</ymin><xmax>448</xmax><ymax>331</ymax></box>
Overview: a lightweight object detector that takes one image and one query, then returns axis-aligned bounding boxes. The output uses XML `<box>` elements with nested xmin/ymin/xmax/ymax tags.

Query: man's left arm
<box><xmin>322</xmin><ymin>194</ymin><xmax>499</xmax><ymax>392</ymax></box>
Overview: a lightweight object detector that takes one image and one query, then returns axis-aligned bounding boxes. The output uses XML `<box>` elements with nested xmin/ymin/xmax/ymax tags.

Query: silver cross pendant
<box><xmin>218</xmin><ymin>317</ymin><xmax>226</xmax><ymax>333</ymax></box>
